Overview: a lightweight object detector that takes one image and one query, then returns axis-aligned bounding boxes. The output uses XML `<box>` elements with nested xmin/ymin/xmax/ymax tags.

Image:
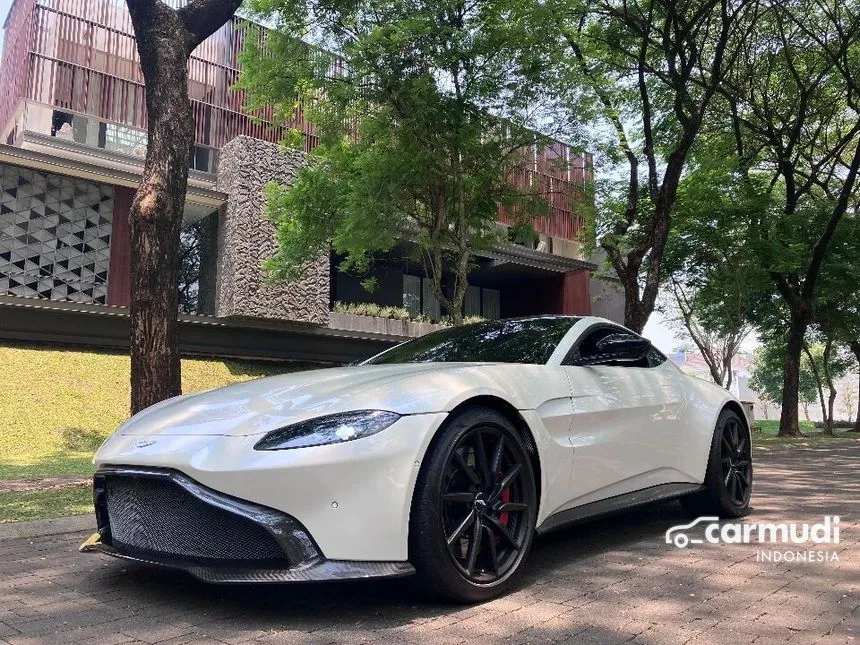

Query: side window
<box><xmin>575</xmin><ymin>327</ymin><xmax>618</xmax><ymax>360</ymax></box>
<box><xmin>564</xmin><ymin>324</ymin><xmax>660</xmax><ymax>368</ymax></box>
<box><xmin>647</xmin><ymin>346</ymin><xmax>668</xmax><ymax>367</ymax></box>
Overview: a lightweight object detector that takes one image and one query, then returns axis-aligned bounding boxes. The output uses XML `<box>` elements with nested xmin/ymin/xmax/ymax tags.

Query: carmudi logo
<box><xmin>665</xmin><ymin>516</ymin><xmax>841</xmax><ymax>563</ymax></box>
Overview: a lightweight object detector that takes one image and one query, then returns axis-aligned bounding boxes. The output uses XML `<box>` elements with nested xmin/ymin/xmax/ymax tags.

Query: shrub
<box><xmin>333</xmin><ymin>301</ymin><xmax>487</xmax><ymax>325</ymax></box>
<box><xmin>813</xmin><ymin>420</ymin><xmax>855</xmax><ymax>429</ymax></box>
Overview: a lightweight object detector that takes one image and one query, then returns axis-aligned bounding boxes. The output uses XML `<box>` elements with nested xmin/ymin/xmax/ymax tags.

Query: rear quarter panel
<box><xmin>678</xmin><ymin>373</ymin><xmax>740</xmax><ymax>482</ymax></box>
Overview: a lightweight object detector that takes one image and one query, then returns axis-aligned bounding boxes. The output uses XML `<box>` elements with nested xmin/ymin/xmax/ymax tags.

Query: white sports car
<box><xmin>82</xmin><ymin>315</ymin><xmax>752</xmax><ymax>602</ymax></box>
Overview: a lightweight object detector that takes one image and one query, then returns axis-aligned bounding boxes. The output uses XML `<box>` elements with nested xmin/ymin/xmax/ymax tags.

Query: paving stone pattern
<box><xmin>1</xmin><ymin>444</ymin><xmax>857</xmax><ymax>644</ymax></box>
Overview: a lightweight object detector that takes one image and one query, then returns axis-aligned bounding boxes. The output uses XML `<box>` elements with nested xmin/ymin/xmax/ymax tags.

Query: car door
<box><xmin>559</xmin><ymin>323</ymin><xmax>689</xmax><ymax>508</ymax></box>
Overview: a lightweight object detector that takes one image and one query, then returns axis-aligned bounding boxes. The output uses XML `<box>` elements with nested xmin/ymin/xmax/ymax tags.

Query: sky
<box><xmin>643</xmin><ymin>309</ymin><xmax>680</xmax><ymax>354</ymax></box>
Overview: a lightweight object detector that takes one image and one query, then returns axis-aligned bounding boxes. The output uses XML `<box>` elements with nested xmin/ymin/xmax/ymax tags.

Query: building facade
<box><xmin>0</xmin><ymin>0</ymin><xmax>624</xmax><ymax>363</ymax></box>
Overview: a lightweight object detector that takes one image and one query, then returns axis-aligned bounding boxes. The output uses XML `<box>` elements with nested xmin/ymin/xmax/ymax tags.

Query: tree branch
<box><xmin>179</xmin><ymin>0</ymin><xmax>245</xmax><ymax>52</ymax></box>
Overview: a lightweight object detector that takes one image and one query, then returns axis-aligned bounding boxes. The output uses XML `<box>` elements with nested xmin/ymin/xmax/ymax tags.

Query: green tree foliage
<box><xmin>726</xmin><ymin>1</ymin><xmax>860</xmax><ymax>436</ymax></box>
<box><xmin>238</xmin><ymin>0</ymin><xmax>565</xmax><ymax>323</ymax></box>
<box><xmin>808</xmin><ymin>216</ymin><xmax>860</xmax><ymax>432</ymax></box>
<box><xmin>545</xmin><ymin>0</ymin><xmax>760</xmax><ymax>332</ymax></box>
<box><xmin>803</xmin><ymin>339</ymin><xmax>851</xmax><ymax>433</ymax></box>
<box><xmin>666</xmin><ymin>152</ymin><xmax>775</xmax><ymax>333</ymax></box>
<box><xmin>659</xmin><ymin>152</ymin><xmax>772</xmax><ymax>388</ymax></box>
<box><xmin>749</xmin><ymin>338</ymin><xmax>820</xmax><ymax>417</ymax></box>
<box><xmin>662</xmin><ymin>0</ymin><xmax>860</xmax><ymax>435</ymax></box>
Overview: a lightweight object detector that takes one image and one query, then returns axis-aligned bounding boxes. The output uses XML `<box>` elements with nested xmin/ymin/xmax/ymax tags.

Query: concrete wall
<box><xmin>590</xmin><ymin>276</ymin><xmax>625</xmax><ymax>324</ymax></box>
<box><xmin>216</xmin><ymin>136</ymin><xmax>329</xmax><ymax>325</ymax></box>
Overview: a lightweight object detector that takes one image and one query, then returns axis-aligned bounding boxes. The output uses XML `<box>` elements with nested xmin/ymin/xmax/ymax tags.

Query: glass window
<box><xmin>104</xmin><ymin>122</ymin><xmax>148</xmax><ymax>156</ymax></box>
<box><xmin>177</xmin><ymin>212</ymin><xmax>219</xmax><ymax>315</ymax></box>
<box><xmin>365</xmin><ymin>317</ymin><xmax>580</xmax><ymax>365</ymax></box>
<box><xmin>403</xmin><ymin>274</ymin><xmax>421</xmax><ymax>316</ymax></box>
<box><xmin>465</xmin><ymin>285</ymin><xmax>481</xmax><ymax>317</ymax></box>
<box><xmin>647</xmin><ymin>347</ymin><xmax>668</xmax><ymax>367</ymax></box>
<box><xmin>482</xmin><ymin>288</ymin><xmax>501</xmax><ymax>319</ymax></box>
<box><xmin>422</xmin><ymin>278</ymin><xmax>441</xmax><ymax>320</ymax></box>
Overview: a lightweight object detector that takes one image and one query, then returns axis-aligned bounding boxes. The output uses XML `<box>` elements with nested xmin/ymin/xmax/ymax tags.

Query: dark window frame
<box><xmin>562</xmin><ymin>323</ymin><xmax>667</xmax><ymax>368</ymax></box>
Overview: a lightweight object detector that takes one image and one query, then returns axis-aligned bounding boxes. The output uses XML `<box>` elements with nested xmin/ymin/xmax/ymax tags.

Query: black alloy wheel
<box><xmin>441</xmin><ymin>425</ymin><xmax>531</xmax><ymax>584</ymax></box>
<box><xmin>682</xmin><ymin>407</ymin><xmax>753</xmax><ymax>518</ymax></box>
<box><xmin>720</xmin><ymin>415</ymin><xmax>752</xmax><ymax>506</ymax></box>
<box><xmin>410</xmin><ymin>406</ymin><xmax>537</xmax><ymax>602</ymax></box>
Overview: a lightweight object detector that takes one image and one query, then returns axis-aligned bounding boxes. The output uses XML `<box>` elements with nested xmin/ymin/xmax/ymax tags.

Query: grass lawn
<box><xmin>754</xmin><ymin>419</ymin><xmax>817</xmax><ymax>434</ymax></box>
<box><xmin>0</xmin><ymin>343</ymin><xmax>294</xmax><ymax>486</ymax></box>
<box><xmin>752</xmin><ymin>418</ymin><xmax>860</xmax><ymax>448</ymax></box>
<box><xmin>0</xmin><ymin>485</ymin><xmax>92</xmax><ymax>523</ymax></box>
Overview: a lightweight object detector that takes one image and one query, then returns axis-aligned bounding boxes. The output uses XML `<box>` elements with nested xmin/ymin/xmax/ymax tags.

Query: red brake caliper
<box><xmin>498</xmin><ymin>486</ymin><xmax>511</xmax><ymax>527</ymax></box>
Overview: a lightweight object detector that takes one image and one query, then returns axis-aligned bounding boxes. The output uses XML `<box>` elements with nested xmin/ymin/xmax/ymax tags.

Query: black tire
<box><xmin>409</xmin><ymin>406</ymin><xmax>538</xmax><ymax>603</ymax></box>
<box><xmin>681</xmin><ymin>408</ymin><xmax>752</xmax><ymax>518</ymax></box>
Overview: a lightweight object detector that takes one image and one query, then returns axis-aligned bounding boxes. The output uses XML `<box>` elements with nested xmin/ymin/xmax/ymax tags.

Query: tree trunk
<box><xmin>778</xmin><ymin>320</ymin><xmax>806</xmax><ymax>436</ymax></box>
<box><xmin>850</xmin><ymin>342</ymin><xmax>860</xmax><ymax>432</ymax></box>
<box><xmin>128</xmin><ymin>5</ymin><xmax>194</xmax><ymax>413</ymax></box>
<box><xmin>803</xmin><ymin>342</ymin><xmax>828</xmax><ymax>436</ymax></box>
<box><xmin>622</xmin><ymin>280</ymin><xmax>649</xmax><ymax>334</ymax></box>
<box><xmin>126</xmin><ymin>0</ymin><xmax>242</xmax><ymax>414</ymax></box>
<box><xmin>821</xmin><ymin>340</ymin><xmax>836</xmax><ymax>436</ymax></box>
<box><xmin>724</xmin><ymin>359</ymin><xmax>733</xmax><ymax>391</ymax></box>
<box><xmin>450</xmin><ymin>246</ymin><xmax>470</xmax><ymax>325</ymax></box>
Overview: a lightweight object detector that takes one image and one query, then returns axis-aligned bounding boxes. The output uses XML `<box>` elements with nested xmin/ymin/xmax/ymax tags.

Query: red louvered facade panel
<box><xmin>0</xmin><ymin>0</ymin><xmax>592</xmax><ymax>240</ymax></box>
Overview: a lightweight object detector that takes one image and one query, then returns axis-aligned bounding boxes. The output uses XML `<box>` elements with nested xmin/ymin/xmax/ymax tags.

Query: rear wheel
<box><xmin>682</xmin><ymin>408</ymin><xmax>752</xmax><ymax>518</ymax></box>
<box><xmin>409</xmin><ymin>407</ymin><xmax>537</xmax><ymax>603</ymax></box>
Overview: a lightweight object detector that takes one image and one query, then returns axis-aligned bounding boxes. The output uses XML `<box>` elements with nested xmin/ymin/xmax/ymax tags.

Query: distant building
<box><xmin>668</xmin><ymin>348</ymin><xmax>766</xmax><ymax>418</ymax></box>
<box><xmin>0</xmin><ymin>0</ymin><xmax>623</xmax><ymax>363</ymax></box>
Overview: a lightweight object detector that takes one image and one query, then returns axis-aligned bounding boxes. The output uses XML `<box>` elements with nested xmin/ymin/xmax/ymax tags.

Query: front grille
<box><xmin>103</xmin><ymin>474</ymin><xmax>288</xmax><ymax>565</ymax></box>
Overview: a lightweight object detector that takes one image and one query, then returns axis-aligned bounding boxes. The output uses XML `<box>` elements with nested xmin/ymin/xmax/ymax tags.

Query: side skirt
<box><xmin>536</xmin><ymin>483</ymin><xmax>704</xmax><ymax>535</ymax></box>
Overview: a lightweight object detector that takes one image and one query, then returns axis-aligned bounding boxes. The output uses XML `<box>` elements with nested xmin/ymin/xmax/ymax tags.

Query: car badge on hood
<box><xmin>134</xmin><ymin>439</ymin><xmax>156</xmax><ymax>449</ymax></box>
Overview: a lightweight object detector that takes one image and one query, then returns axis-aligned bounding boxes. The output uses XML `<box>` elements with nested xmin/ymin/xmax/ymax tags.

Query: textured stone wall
<box><xmin>215</xmin><ymin>136</ymin><xmax>330</xmax><ymax>325</ymax></box>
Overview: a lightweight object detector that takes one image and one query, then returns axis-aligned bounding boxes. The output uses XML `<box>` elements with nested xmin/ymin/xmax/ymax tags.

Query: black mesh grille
<box><xmin>104</xmin><ymin>475</ymin><xmax>288</xmax><ymax>564</ymax></box>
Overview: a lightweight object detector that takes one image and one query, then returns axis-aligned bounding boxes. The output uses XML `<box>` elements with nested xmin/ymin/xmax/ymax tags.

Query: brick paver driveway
<box><xmin>1</xmin><ymin>443</ymin><xmax>857</xmax><ymax>645</ymax></box>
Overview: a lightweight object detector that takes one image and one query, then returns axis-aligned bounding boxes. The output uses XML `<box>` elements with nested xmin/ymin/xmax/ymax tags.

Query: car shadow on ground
<box><xmin>80</xmin><ymin>499</ymin><xmax>692</xmax><ymax>628</ymax></box>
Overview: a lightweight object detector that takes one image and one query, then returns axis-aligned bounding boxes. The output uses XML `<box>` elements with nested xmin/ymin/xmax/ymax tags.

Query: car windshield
<box><xmin>364</xmin><ymin>317</ymin><xmax>580</xmax><ymax>365</ymax></box>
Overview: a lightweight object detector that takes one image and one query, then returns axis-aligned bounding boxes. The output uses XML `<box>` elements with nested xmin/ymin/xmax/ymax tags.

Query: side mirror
<box><xmin>578</xmin><ymin>333</ymin><xmax>652</xmax><ymax>366</ymax></box>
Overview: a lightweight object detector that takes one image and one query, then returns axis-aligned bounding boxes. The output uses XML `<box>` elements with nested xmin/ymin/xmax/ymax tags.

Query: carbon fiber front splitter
<box><xmin>80</xmin><ymin>533</ymin><xmax>415</xmax><ymax>583</ymax></box>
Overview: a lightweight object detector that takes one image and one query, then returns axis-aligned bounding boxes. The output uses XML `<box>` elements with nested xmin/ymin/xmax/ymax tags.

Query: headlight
<box><xmin>253</xmin><ymin>410</ymin><xmax>401</xmax><ymax>451</ymax></box>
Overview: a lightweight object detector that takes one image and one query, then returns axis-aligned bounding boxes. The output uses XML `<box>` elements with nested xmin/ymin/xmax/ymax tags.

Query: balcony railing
<box><xmin>12</xmin><ymin>100</ymin><xmax>220</xmax><ymax>174</ymax></box>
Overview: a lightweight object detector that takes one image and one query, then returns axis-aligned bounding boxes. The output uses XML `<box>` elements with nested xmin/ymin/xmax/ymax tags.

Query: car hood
<box><xmin>117</xmin><ymin>363</ymin><xmax>498</xmax><ymax>437</ymax></box>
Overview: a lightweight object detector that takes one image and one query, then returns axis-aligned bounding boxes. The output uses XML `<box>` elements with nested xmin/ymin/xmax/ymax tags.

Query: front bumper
<box><xmin>80</xmin><ymin>467</ymin><xmax>414</xmax><ymax>583</ymax></box>
<box><xmin>94</xmin><ymin>412</ymin><xmax>447</xmax><ymax>561</ymax></box>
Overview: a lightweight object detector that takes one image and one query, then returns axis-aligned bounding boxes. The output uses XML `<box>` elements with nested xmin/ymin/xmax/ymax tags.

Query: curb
<box><xmin>0</xmin><ymin>515</ymin><xmax>95</xmax><ymax>540</ymax></box>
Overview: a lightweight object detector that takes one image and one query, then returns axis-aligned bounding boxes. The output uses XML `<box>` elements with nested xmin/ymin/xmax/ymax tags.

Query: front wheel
<box><xmin>409</xmin><ymin>406</ymin><xmax>537</xmax><ymax>603</ymax></box>
<box><xmin>682</xmin><ymin>408</ymin><xmax>752</xmax><ymax>518</ymax></box>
